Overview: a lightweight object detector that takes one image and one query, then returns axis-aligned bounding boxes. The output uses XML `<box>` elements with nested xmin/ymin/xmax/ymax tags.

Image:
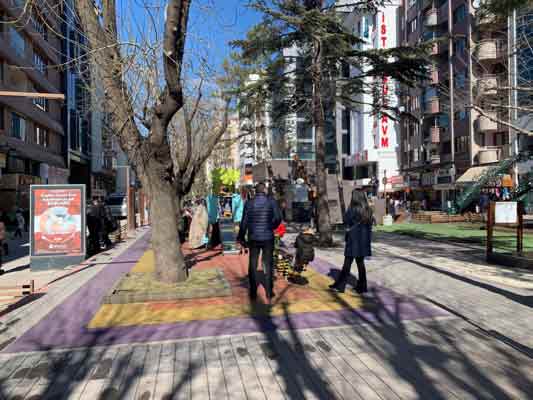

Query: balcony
<box><xmin>475</xmin><ymin>75</ymin><xmax>501</xmax><ymax>97</ymax></box>
<box><xmin>476</xmin><ymin>113</ymin><xmax>499</xmax><ymax>133</ymax></box>
<box><xmin>478</xmin><ymin>147</ymin><xmax>501</xmax><ymax>164</ymax></box>
<box><xmin>430</xmin><ymin>126</ymin><xmax>441</xmax><ymax>143</ymax></box>
<box><xmin>476</xmin><ymin>39</ymin><xmax>506</xmax><ymax>63</ymax></box>
<box><xmin>476</xmin><ymin>11</ymin><xmax>504</xmax><ymax>30</ymax></box>
<box><xmin>424</xmin><ymin>9</ymin><xmax>438</xmax><ymax>27</ymax></box>
<box><xmin>424</xmin><ymin>97</ymin><xmax>440</xmax><ymax>114</ymax></box>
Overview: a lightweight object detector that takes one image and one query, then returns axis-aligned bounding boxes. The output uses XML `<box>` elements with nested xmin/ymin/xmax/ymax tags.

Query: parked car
<box><xmin>105</xmin><ymin>194</ymin><xmax>128</xmax><ymax>219</ymax></box>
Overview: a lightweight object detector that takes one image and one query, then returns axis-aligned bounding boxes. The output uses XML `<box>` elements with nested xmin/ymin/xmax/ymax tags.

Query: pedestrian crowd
<box><xmin>184</xmin><ymin>183</ymin><xmax>373</xmax><ymax>305</ymax></box>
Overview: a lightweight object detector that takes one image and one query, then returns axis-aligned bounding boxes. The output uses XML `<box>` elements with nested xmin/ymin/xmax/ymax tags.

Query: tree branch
<box><xmin>152</xmin><ymin>0</ymin><xmax>192</xmax><ymax>145</ymax></box>
<box><xmin>471</xmin><ymin>105</ymin><xmax>533</xmax><ymax>136</ymax></box>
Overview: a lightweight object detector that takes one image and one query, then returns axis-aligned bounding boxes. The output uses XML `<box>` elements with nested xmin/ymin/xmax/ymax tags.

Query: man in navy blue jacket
<box><xmin>238</xmin><ymin>183</ymin><xmax>282</xmax><ymax>304</ymax></box>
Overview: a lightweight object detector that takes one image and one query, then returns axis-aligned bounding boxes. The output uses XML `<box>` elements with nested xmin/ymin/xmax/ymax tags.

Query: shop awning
<box><xmin>456</xmin><ymin>166</ymin><xmax>492</xmax><ymax>184</ymax></box>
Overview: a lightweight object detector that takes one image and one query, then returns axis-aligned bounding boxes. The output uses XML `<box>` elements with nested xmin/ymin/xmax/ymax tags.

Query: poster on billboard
<box><xmin>30</xmin><ymin>185</ymin><xmax>86</xmax><ymax>270</ymax></box>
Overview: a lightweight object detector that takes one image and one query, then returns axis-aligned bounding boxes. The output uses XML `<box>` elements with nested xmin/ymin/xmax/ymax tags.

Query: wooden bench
<box><xmin>0</xmin><ymin>280</ymin><xmax>35</xmax><ymax>306</ymax></box>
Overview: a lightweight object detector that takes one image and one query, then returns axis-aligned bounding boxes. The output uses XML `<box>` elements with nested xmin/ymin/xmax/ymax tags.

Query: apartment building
<box><xmin>62</xmin><ymin>0</ymin><xmax>92</xmax><ymax>192</ymax></box>
<box><xmin>0</xmin><ymin>0</ymin><xmax>69</xmax><ymax>210</ymax></box>
<box><xmin>399</xmin><ymin>0</ymin><xmax>513</xmax><ymax>209</ymax></box>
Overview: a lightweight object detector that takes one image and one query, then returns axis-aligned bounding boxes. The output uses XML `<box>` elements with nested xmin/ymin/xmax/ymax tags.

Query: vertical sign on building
<box><xmin>30</xmin><ymin>185</ymin><xmax>86</xmax><ymax>270</ymax></box>
<box><xmin>380</xmin><ymin>12</ymin><xmax>389</xmax><ymax>149</ymax></box>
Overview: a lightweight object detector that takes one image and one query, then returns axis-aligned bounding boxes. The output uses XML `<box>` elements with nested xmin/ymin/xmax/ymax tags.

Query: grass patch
<box><xmin>103</xmin><ymin>268</ymin><xmax>232</xmax><ymax>304</ymax></box>
<box><xmin>375</xmin><ymin>223</ymin><xmax>533</xmax><ymax>254</ymax></box>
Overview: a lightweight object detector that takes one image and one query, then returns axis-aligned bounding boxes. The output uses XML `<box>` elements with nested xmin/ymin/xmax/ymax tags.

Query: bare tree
<box><xmin>76</xmin><ymin>0</ymin><xmax>233</xmax><ymax>283</ymax></box>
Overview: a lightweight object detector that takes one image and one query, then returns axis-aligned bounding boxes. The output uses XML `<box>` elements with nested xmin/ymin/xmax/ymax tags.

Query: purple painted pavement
<box><xmin>4</xmin><ymin>232</ymin><xmax>446</xmax><ymax>353</ymax></box>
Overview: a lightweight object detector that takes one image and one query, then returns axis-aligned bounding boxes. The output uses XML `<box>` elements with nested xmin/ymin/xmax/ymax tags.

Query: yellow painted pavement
<box><xmin>88</xmin><ymin>250</ymin><xmax>363</xmax><ymax>329</ymax></box>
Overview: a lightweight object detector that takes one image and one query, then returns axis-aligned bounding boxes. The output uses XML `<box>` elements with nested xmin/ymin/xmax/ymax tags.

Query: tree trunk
<box><xmin>312</xmin><ymin>38</ymin><xmax>333</xmax><ymax>245</ymax></box>
<box><xmin>142</xmin><ymin>169</ymin><xmax>188</xmax><ymax>283</ymax></box>
<box><xmin>336</xmin><ymin>159</ymin><xmax>346</xmax><ymax>218</ymax></box>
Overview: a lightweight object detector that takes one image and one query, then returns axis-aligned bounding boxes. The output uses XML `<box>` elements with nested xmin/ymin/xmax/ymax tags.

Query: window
<box><xmin>296</xmin><ymin>121</ymin><xmax>313</xmax><ymax>139</ymax></box>
<box><xmin>437</xmin><ymin>114</ymin><xmax>449</xmax><ymax>127</ymax></box>
<box><xmin>341</xmin><ymin>109</ymin><xmax>350</xmax><ymax>130</ymax></box>
<box><xmin>455</xmin><ymin>71</ymin><xmax>466</xmax><ymax>89</ymax></box>
<box><xmin>30</xmin><ymin>14</ymin><xmax>47</xmax><ymax>40</ymax></box>
<box><xmin>442</xmin><ymin>141</ymin><xmax>452</xmax><ymax>154</ymax></box>
<box><xmin>9</xmin><ymin>27</ymin><xmax>25</xmax><ymax>57</ymax></box>
<box><xmin>409</xmin><ymin>0</ymin><xmax>417</xmax><ymax>8</ymax></box>
<box><xmin>33</xmin><ymin>51</ymin><xmax>46</xmax><ymax>74</ymax></box>
<box><xmin>297</xmin><ymin>142</ymin><xmax>314</xmax><ymax>160</ymax></box>
<box><xmin>409</xmin><ymin>18</ymin><xmax>417</xmax><ymax>33</ymax></box>
<box><xmin>423</xmin><ymin>87</ymin><xmax>438</xmax><ymax>102</ymax></box>
<box><xmin>341</xmin><ymin>62</ymin><xmax>350</xmax><ymax>78</ymax></box>
<box><xmin>454</xmin><ymin>136</ymin><xmax>469</xmax><ymax>153</ymax></box>
<box><xmin>454</xmin><ymin>108</ymin><xmax>467</xmax><ymax>120</ymax></box>
<box><xmin>454</xmin><ymin>37</ymin><xmax>466</xmax><ymax>54</ymax></box>
<box><xmin>35</xmin><ymin>125</ymin><xmax>48</xmax><ymax>147</ymax></box>
<box><xmin>11</xmin><ymin>113</ymin><xmax>26</xmax><ymax>140</ymax></box>
<box><xmin>342</xmin><ymin>133</ymin><xmax>350</xmax><ymax>155</ymax></box>
<box><xmin>453</xmin><ymin>5</ymin><xmax>466</xmax><ymax>25</ymax></box>
<box><xmin>495</xmin><ymin>133</ymin><xmax>508</xmax><ymax>146</ymax></box>
<box><xmin>33</xmin><ymin>97</ymin><xmax>48</xmax><ymax>111</ymax></box>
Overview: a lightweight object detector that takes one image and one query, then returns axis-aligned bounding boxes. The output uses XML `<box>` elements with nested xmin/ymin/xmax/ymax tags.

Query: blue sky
<box><xmin>187</xmin><ymin>0</ymin><xmax>261</xmax><ymax>72</ymax></box>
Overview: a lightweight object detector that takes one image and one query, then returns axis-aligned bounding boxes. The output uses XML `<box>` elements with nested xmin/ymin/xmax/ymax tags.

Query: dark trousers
<box><xmin>334</xmin><ymin>256</ymin><xmax>367</xmax><ymax>290</ymax></box>
<box><xmin>208</xmin><ymin>222</ymin><xmax>221</xmax><ymax>248</ymax></box>
<box><xmin>248</xmin><ymin>240</ymin><xmax>275</xmax><ymax>299</ymax></box>
<box><xmin>14</xmin><ymin>228</ymin><xmax>22</xmax><ymax>238</ymax></box>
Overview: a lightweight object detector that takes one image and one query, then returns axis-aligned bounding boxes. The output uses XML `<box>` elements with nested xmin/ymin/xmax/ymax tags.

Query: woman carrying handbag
<box><xmin>329</xmin><ymin>189</ymin><xmax>373</xmax><ymax>294</ymax></box>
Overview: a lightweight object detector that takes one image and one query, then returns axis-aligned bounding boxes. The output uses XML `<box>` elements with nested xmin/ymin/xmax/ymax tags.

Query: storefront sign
<box><xmin>387</xmin><ymin>176</ymin><xmax>404</xmax><ymax>185</ymax></box>
<box><xmin>495</xmin><ymin>202</ymin><xmax>517</xmax><ymax>224</ymax></box>
<box><xmin>30</xmin><ymin>185</ymin><xmax>86</xmax><ymax>270</ymax></box>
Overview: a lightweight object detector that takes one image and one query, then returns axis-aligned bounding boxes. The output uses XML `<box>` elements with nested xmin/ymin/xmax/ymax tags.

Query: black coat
<box><xmin>344</xmin><ymin>208</ymin><xmax>372</xmax><ymax>258</ymax></box>
<box><xmin>294</xmin><ymin>233</ymin><xmax>315</xmax><ymax>266</ymax></box>
<box><xmin>238</xmin><ymin>193</ymin><xmax>282</xmax><ymax>242</ymax></box>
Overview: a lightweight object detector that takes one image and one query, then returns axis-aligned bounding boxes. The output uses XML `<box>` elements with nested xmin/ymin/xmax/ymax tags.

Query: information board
<box><xmin>495</xmin><ymin>202</ymin><xmax>518</xmax><ymax>224</ymax></box>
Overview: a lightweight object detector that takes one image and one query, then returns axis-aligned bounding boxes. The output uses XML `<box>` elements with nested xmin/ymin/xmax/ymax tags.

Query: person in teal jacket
<box><xmin>206</xmin><ymin>194</ymin><xmax>221</xmax><ymax>249</ymax></box>
<box><xmin>232</xmin><ymin>192</ymin><xmax>245</xmax><ymax>228</ymax></box>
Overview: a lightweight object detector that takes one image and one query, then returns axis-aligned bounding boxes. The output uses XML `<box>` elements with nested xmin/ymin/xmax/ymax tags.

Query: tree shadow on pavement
<box><xmin>248</xmin><ymin>299</ymin><xmax>340</xmax><ymax>399</ymax></box>
<box><xmin>391</xmin><ymin>255</ymin><xmax>533</xmax><ymax>309</ymax></box>
<box><xmin>319</xmin><ymin>272</ymin><xmax>533</xmax><ymax>400</ymax></box>
<box><xmin>0</xmin><ymin>320</ymin><xmax>200</xmax><ymax>400</ymax></box>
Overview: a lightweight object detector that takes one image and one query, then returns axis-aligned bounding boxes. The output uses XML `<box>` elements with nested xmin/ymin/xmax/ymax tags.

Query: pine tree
<box><xmin>233</xmin><ymin>0</ymin><xmax>429</xmax><ymax>244</ymax></box>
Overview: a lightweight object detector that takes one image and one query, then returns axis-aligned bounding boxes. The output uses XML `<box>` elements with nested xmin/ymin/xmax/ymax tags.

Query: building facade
<box><xmin>62</xmin><ymin>0</ymin><xmax>92</xmax><ymax>193</ymax></box>
<box><xmin>0</xmin><ymin>0</ymin><xmax>69</xmax><ymax>211</ymax></box>
<box><xmin>398</xmin><ymin>0</ymin><xmax>513</xmax><ymax>209</ymax></box>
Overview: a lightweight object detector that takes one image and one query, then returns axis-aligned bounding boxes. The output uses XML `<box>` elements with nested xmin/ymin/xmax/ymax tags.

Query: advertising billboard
<box><xmin>30</xmin><ymin>185</ymin><xmax>86</xmax><ymax>269</ymax></box>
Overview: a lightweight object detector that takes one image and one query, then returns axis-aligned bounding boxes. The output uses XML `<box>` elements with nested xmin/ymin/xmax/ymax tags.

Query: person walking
<box><xmin>102</xmin><ymin>200</ymin><xmax>115</xmax><ymax>248</ymax></box>
<box><xmin>238</xmin><ymin>182</ymin><xmax>282</xmax><ymax>304</ymax></box>
<box><xmin>87</xmin><ymin>198</ymin><xmax>104</xmax><ymax>254</ymax></box>
<box><xmin>188</xmin><ymin>199</ymin><xmax>208</xmax><ymax>249</ymax></box>
<box><xmin>329</xmin><ymin>189</ymin><xmax>373</xmax><ymax>294</ymax></box>
<box><xmin>206</xmin><ymin>193</ymin><xmax>221</xmax><ymax>249</ymax></box>
<box><xmin>14</xmin><ymin>209</ymin><xmax>25</xmax><ymax>238</ymax></box>
<box><xmin>232</xmin><ymin>189</ymin><xmax>246</xmax><ymax>234</ymax></box>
